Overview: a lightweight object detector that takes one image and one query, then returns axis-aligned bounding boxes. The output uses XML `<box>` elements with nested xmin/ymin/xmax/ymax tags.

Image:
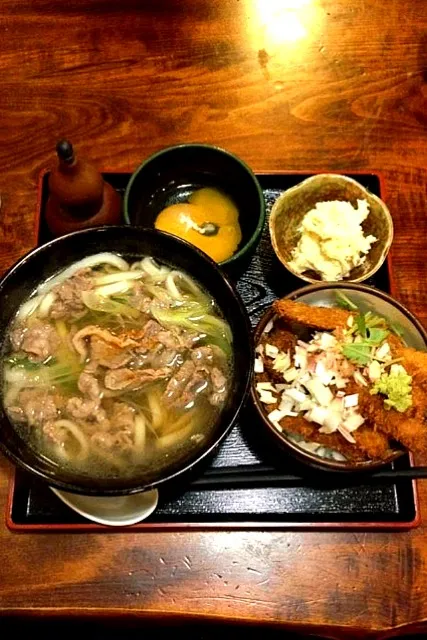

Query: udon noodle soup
<box><xmin>2</xmin><ymin>253</ymin><xmax>232</xmax><ymax>478</ymax></box>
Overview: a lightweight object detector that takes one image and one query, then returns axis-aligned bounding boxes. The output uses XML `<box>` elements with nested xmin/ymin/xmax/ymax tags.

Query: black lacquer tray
<box><xmin>6</xmin><ymin>171</ymin><xmax>419</xmax><ymax>531</ymax></box>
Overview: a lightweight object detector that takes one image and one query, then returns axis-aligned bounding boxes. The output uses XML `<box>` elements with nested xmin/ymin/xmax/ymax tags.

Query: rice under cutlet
<box><xmin>273</xmin><ymin>299</ymin><xmax>354</xmax><ymax>332</ymax></box>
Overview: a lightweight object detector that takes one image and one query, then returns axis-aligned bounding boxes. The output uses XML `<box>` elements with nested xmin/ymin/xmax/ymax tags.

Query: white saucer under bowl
<box><xmin>50</xmin><ymin>486</ymin><xmax>159</xmax><ymax>527</ymax></box>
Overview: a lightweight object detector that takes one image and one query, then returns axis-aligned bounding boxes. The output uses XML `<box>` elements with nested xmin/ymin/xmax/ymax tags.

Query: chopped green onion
<box><xmin>335</xmin><ymin>292</ymin><xmax>358</xmax><ymax>311</ymax></box>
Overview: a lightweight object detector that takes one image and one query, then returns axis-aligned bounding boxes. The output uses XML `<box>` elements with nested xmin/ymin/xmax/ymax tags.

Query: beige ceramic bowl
<box><xmin>269</xmin><ymin>174</ymin><xmax>394</xmax><ymax>284</ymax></box>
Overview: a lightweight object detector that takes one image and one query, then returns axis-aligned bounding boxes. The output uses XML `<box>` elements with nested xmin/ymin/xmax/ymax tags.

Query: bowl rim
<box><xmin>269</xmin><ymin>172</ymin><xmax>394</xmax><ymax>285</ymax></box>
<box><xmin>251</xmin><ymin>282</ymin><xmax>427</xmax><ymax>473</ymax></box>
<box><xmin>0</xmin><ymin>225</ymin><xmax>254</xmax><ymax>495</ymax></box>
<box><xmin>122</xmin><ymin>142</ymin><xmax>266</xmax><ymax>267</ymax></box>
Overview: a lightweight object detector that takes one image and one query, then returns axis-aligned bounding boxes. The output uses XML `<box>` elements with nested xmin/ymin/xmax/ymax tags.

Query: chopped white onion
<box><xmin>375</xmin><ymin>342</ymin><xmax>391</xmax><ymax>360</ymax></box>
<box><xmin>320</xmin><ymin>411</ymin><xmax>342</xmax><ymax>433</ymax></box>
<box><xmin>259</xmin><ymin>391</ymin><xmax>277</xmax><ymax>404</ymax></box>
<box><xmin>283</xmin><ymin>367</ymin><xmax>299</xmax><ymax>382</ymax></box>
<box><xmin>256</xmin><ymin>382</ymin><xmax>276</xmax><ymax>392</ymax></box>
<box><xmin>343</xmin><ymin>413</ymin><xmax>365</xmax><ymax>431</ymax></box>
<box><xmin>265</xmin><ymin>344</ymin><xmax>279</xmax><ymax>358</ymax></box>
<box><xmin>303</xmin><ymin>378</ymin><xmax>334</xmax><ymax>406</ymax></box>
<box><xmin>294</xmin><ymin>346</ymin><xmax>308</xmax><ymax>370</ymax></box>
<box><xmin>278</xmin><ymin>397</ymin><xmax>295</xmax><ymax>413</ymax></box>
<box><xmin>268</xmin><ymin>409</ymin><xmax>287</xmax><ymax>424</ymax></box>
<box><xmin>283</xmin><ymin>388</ymin><xmax>307</xmax><ymax>404</ymax></box>
<box><xmin>315</xmin><ymin>361</ymin><xmax>335</xmax><ymax>386</ymax></box>
<box><xmin>319</xmin><ymin>332</ymin><xmax>338</xmax><ymax>349</ymax></box>
<box><xmin>344</xmin><ymin>393</ymin><xmax>359</xmax><ymax>408</ymax></box>
<box><xmin>299</xmin><ymin>399</ymin><xmax>315</xmax><ymax>412</ymax></box>
<box><xmin>390</xmin><ymin>363</ymin><xmax>407</xmax><ymax>376</ymax></box>
<box><xmin>368</xmin><ymin>360</ymin><xmax>382</xmax><ymax>381</ymax></box>
<box><xmin>335</xmin><ymin>377</ymin><xmax>349</xmax><ymax>389</ymax></box>
<box><xmin>272</xmin><ymin>351</ymin><xmax>291</xmax><ymax>373</ymax></box>
<box><xmin>353</xmin><ymin>370</ymin><xmax>368</xmax><ymax>387</ymax></box>
<box><xmin>255</xmin><ymin>316</ymin><xmax>372</xmax><ymax>448</ymax></box>
<box><xmin>275</xmin><ymin>383</ymin><xmax>288</xmax><ymax>391</ymax></box>
<box><xmin>306</xmin><ymin>405</ymin><xmax>329</xmax><ymax>426</ymax></box>
<box><xmin>254</xmin><ymin>358</ymin><xmax>264</xmax><ymax>373</ymax></box>
<box><xmin>330</xmin><ymin>397</ymin><xmax>344</xmax><ymax>412</ymax></box>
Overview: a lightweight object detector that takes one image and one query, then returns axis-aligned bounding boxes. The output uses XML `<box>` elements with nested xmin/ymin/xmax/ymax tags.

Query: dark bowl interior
<box><xmin>0</xmin><ymin>226</ymin><xmax>253</xmax><ymax>495</ymax></box>
<box><xmin>123</xmin><ymin>144</ymin><xmax>265</xmax><ymax>270</ymax></box>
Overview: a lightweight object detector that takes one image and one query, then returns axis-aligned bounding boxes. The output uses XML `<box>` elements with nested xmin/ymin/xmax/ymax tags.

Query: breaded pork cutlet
<box><xmin>259</xmin><ymin>320</ymin><xmax>297</xmax><ymax>384</ymax></box>
<box><xmin>353</xmin><ymin>428</ymin><xmax>396</xmax><ymax>460</ymax></box>
<box><xmin>393</xmin><ymin>345</ymin><xmax>427</xmax><ymax>383</ymax></box>
<box><xmin>357</xmin><ymin>387</ymin><xmax>427</xmax><ymax>457</ymax></box>
<box><xmin>260</xmin><ymin>319</ymin><xmax>297</xmax><ymax>353</ymax></box>
<box><xmin>389</xmin><ymin>340</ymin><xmax>427</xmax><ymax>421</ymax></box>
<box><xmin>273</xmin><ymin>299</ymin><xmax>354</xmax><ymax>332</ymax></box>
<box><xmin>279</xmin><ymin>416</ymin><xmax>392</xmax><ymax>462</ymax></box>
<box><xmin>279</xmin><ymin>416</ymin><xmax>368</xmax><ymax>462</ymax></box>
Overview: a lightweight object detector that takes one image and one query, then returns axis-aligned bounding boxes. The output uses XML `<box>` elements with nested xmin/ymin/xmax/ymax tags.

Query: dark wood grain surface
<box><xmin>0</xmin><ymin>0</ymin><xmax>426</xmax><ymax>636</ymax></box>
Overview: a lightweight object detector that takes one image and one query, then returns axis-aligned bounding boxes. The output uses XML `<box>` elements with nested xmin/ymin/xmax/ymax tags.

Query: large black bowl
<box><xmin>0</xmin><ymin>226</ymin><xmax>253</xmax><ymax>495</ymax></box>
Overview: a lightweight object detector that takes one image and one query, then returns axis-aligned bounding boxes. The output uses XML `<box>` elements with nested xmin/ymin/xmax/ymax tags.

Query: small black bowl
<box><xmin>0</xmin><ymin>226</ymin><xmax>253</xmax><ymax>495</ymax></box>
<box><xmin>123</xmin><ymin>143</ymin><xmax>266</xmax><ymax>274</ymax></box>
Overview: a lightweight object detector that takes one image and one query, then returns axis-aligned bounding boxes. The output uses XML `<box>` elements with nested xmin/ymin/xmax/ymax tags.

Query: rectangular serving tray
<box><xmin>6</xmin><ymin>171</ymin><xmax>419</xmax><ymax>532</ymax></box>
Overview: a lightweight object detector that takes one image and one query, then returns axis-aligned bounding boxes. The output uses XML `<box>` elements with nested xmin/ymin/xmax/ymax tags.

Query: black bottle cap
<box><xmin>56</xmin><ymin>140</ymin><xmax>74</xmax><ymax>164</ymax></box>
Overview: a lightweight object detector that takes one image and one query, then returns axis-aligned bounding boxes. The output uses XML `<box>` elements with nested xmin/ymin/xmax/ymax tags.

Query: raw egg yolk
<box><xmin>154</xmin><ymin>188</ymin><xmax>242</xmax><ymax>263</ymax></box>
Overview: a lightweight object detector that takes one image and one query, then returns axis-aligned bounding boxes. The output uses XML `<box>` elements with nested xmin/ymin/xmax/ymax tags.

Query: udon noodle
<box><xmin>2</xmin><ymin>253</ymin><xmax>233</xmax><ymax>478</ymax></box>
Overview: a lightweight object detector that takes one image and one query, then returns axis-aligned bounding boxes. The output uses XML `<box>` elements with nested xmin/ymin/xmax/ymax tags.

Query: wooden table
<box><xmin>0</xmin><ymin>1</ymin><xmax>426</xmax><ymax>636</ymax></box>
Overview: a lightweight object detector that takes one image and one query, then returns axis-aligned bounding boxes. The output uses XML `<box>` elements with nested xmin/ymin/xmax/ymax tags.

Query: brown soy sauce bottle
<box><xmin>45</xmin><ymin>140</ymin><xmax>122</xmax><ymax>237</ymax></box>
